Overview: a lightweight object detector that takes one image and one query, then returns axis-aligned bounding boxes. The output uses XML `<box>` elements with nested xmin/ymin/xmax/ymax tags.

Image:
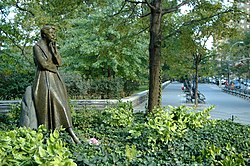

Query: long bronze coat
<box><xmin>32</xmin><ymin>40</ymin><xmax>72</xmax><ymax>130</ymax></box>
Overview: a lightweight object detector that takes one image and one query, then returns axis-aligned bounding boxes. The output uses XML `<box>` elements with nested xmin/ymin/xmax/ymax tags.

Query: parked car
<box><xmin>229</xmin><ymin>80</ymin><xmax>241</xmax><ymax>89</ymax></box>
<box><xmin>245</xmin><ymin>80</ymin><xmax>250</xmax><ymax>86</ymax></box>
<box><xmin>220</xmin><ymin>79</ymin><xmax>227</xmax><ymax>85</ymax></box>
<box><xmin>244</xmin><ymin>86</ymin><xmax>250</xmax><ymax>94</ymax></box>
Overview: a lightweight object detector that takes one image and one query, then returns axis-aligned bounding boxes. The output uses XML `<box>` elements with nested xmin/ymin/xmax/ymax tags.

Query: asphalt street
<box><xmin>134</xmin><ymin>82</ymin><xmax>250</xmax><ymax>125</ymax></box>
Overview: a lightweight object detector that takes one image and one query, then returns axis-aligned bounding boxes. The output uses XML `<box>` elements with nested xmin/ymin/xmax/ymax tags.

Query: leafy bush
<box><xmin>1</xmin><ymin>104</ymin><xmax>249</xmax><ymax>165</ymax></box>
<box><xmin>0</xmin><ymin>68</ymin><xmax>141</xmax><ymax>100</ymax></box>
<box><xmin>66</xmin><ymin>106</ymin><xmax>249</xmax><ymax>165</ymax></box>
<box><xmin>123</xmin><ymin>79</ymin><xmax>140</xmax><ymax>96</ymax></box>
<box><xmin>129</xmin><ymin>106</ymin><xmax>214</xmax><ymax>145</ymax></box>
<box><xmin>62</xmin><ymin>74</ymin><xmax>140</xmax><ymax>99</ymax></box>
<box><xmin>88</xmin><ymin>78</ymin><xmax>124</xmax><ymax>99</ymax></box>
<box><xmin>0</xmin><ymin>104</ymin><xmax>21</xmax><ymax>131</ymax></box>
<box><xmin>72</xmin><ymin>109</ymin><xmax>100</xmax><ymax>130</ymax></box>
<box><xmin>0</xmin><ymin>72</ymin><xmax>34</xmax><ymax>100</ymax></box>
<box><xmin>0</xmin><ymin>125</ymin><xmax>76</xmax><ymax>166</ymax></box>
<box><xmin>61</xmin><ymin>72</ymin><xmax>89</xmax><ymax>99</ymax></box>
<box><xmin>102</xmin><ymin>102</ymin><xmax>134</xmax><ymax>128</ymax></box>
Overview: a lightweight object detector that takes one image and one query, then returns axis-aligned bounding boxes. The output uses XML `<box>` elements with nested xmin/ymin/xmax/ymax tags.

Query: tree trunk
<box><xmin>107</xmin><ymin>66</ymin><xmax>111</xmax><ymax>80</ymax></box>
<box><xmin>147</xmin><ymin>0</ymin><xmax>162</xmax><ymax>112</ymax></box>
<box><xmin>194</xmin><ymin>58</ymin><xmax>198</xmax><ymax>106</ymax></box>
<box><xmin>194</xmin><ymin>54</ymin><xmax>201</xmax><ymax>106</ymax></box>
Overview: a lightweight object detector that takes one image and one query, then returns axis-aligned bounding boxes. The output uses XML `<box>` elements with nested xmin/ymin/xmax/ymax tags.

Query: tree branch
<box><xmin>162</xmin><ymin>1</ymin><xmax>189</xmax><ymax>15</ymax></box>
<box><xmin>145</xmin><ymin>0</ymin><xmax>156</xmax><ymax>10</ymax></box>
<box><xmin>126</xmin><ymin>0</ymin><xmax>147</xmax><ymax>5</ymax></box>
<box><xmin>140</xmin><ymin>12</ymin><xmax>151</xmax><ymax>18</ymax></box>
<box><xmin>16</xmin><ymin>0</ymin><xmax>35</xmax><ymax>16</ymax></box>
<box><xmin>112</xmin><ymin>0</ymin><xmax>152</xmax><ymax>18</ymax></box>
<box><xmin>164</xmin><ymin>9</ymin><xmax>234</xmax><ymax>39</ymax></box>
<box><xmin>110</xmin><ymin>1</ymin><xmax>128</xmax><ymax>17</ymax></box>
<box><xmin>119</xmin><ymin>26</ymin><xmax>149</xmax><ymax>41</ymax></box>
<box><xmin>0</xmin><ymin>28</ymin><xmax>33</xmax><ymax>65</ymax></box>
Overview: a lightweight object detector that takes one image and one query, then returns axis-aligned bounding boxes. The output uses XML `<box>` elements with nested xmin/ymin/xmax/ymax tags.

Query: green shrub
<box><xmin>173</xmin><ymin>120</ymin><xmax>250</xmax><ymax>165</ymax></box>
<box><xmin>102</xmin><ymin>102</ymin><xmax>134</xmax><ymax>128</ymax></box>
<box><xmin>63</xmin><ymin>76</ymin><xmax>140</xmax><ymax>99</ymax></box>
<box><xmin>1</xmin><ymin>104</ymin><xmax>249</xmax><ymax>165</ymax></box>
<box><xmin>0</xmin><ymin>104</ymin><xmax>21</xmax><ymax>131</ymax></box>
<box><xmin>0</xmin><ymin>125</ymin><xmax>76</xmax><ymax>166</ymax></box>
<box><xmin>72</xmin><ymin>109</ymin><xmax>100</xmax><ymax>130</ymax></box>
<box><xmin>123</xmin><ymin>79</ymin><xmax>140</xmax><ymax>96</ymax></box>
<box><xmin>88</xmin><ymin>78</ymin><xmax>124</xmax><ymax>99</ymax></box>
<box><xmin>0</xmin><ymin>70</ymin><xmax>141</xmax><ymax>100</ymax></box>
<box><xmin>68</xmin><ymin>106</ymin><xmax>249</xmax><ymax>165</ymax></box>
<box><xmin>129</xmin><ymin>106</ymin><xmax>214</xmax><ymax>145</ymax></box>
<box><xmin>0</xmin><ymin>72</ymin><xmax>34</xmax><ymax>100</ymax></box>
<box><xmin>61</xmin><ymin>72</ymin><xmax>89</xmax><ymax>99</ymax></box>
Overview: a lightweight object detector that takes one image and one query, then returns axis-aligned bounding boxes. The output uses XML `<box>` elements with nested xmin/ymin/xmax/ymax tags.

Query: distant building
<box><xmin>222</xmin><ymin>0</ymin><xmax>250</xmax><ymax>30</ymax></box>
<box><xmin>239</xmin><ymin>1</ymin><xmax>250</xmax><ymax>30</ymax></box>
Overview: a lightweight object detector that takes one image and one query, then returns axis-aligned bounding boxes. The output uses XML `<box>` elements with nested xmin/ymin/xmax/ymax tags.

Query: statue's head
<box><xmin>41</xmin><ymin>25</ymin><xmax>56</xmax><ymax>42</ymax></box>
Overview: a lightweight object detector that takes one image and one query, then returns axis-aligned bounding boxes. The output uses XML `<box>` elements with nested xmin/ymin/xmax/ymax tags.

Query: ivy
<box><xmin>129</xmin><ymin>106</ymin><xmax>214</xmax><ymax>146</ymax></box>
<box><xmin>0</xmin><ymin>126</ymin><xmax>76</xmax><ymax>166</ymax></box>
<box><xmin>1</xmin><ymin>104</ymin><xmax>249</xmax><ymax>165</ymax></box>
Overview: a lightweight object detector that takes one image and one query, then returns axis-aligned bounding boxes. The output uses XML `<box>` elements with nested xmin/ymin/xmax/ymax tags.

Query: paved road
<box><xmin>135</xmin><ymin>82</ymin><xmax>250</xmax><ymax>125</ymax></box>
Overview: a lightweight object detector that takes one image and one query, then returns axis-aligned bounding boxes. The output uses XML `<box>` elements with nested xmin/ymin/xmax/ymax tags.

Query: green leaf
<box><xmin>38</xmin><ymin>146</ymin><xmax>46</xmax><ymax>158</ymax></box>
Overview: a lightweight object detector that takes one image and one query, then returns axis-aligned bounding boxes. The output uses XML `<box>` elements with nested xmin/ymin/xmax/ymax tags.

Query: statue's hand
<box><xmin>50</xmin><ymin>42</ymin><xmax>58</xmax><ymax>55</ymax></box>
<box><xmin>54</xmin><ymin>43</ymin><xmax>59</xmax><ymax>54</ymax></box>
<box><xmin>49</xmin><ymin>42</ymin><xmax>61</xmax><ymax>66</ymax></box>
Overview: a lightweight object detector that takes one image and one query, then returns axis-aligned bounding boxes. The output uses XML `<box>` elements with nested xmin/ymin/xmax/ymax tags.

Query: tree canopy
<box><xmin>0</xmin><ymin>0</ymin><xmax>247</xmax><ymax>107</ymax></box>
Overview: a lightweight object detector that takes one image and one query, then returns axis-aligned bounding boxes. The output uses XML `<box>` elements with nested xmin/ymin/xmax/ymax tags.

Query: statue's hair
<box><xmin>41</xmin><ymin>25</ymin><xmax>56</xmax><ymax>38</ymax></box>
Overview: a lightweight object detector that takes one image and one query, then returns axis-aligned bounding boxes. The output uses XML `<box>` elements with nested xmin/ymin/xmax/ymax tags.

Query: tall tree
<box><xmin>121</xmin><ymin>0</ymin><xmax>243</xmax><ymax>112</ymax></box>
<box><xmin>60</xmin><ymin>2</ymin><xmax>148</xmax><ymax>81</ymax></box>
<box><xmin>122</xmin><ymin>0</ymin><xmax>189</xmax><ymax>111</ymax></box>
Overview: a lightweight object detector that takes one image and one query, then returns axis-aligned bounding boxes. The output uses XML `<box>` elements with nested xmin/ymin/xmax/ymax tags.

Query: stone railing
<box><xmin>0</xmin><ymin>81</ymin><xmax>171</xmax><ymax>113</ymax></box>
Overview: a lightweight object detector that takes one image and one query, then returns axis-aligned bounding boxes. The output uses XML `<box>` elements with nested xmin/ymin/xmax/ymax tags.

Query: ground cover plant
<box><xmin>0</xmin><ymin>103</ymin><xmax>249</xmax><ymax>165</ymax></box>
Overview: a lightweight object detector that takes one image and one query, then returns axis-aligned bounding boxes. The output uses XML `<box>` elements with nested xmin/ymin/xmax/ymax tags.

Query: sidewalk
<box><xmin>133</xmin><ymin>82</ymin><xmax>250</xmax><ymax>125</ymax></box>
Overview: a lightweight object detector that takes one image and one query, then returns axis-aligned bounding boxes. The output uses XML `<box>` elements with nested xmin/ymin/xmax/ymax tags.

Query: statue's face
<box><xmin>45</xmin><ymin>28</ymin><xmax>56</xmax><ymax>42</ymax></box>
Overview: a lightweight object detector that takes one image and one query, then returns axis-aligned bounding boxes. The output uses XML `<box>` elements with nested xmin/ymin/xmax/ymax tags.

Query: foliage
<box><xmin>0</xmin><ymin>72</ymin><xmax>34</xmax><ymax>100</ymax></box>
<box><xmin>123</xmin><ymin>79</ymin><xmax>140</xmax><ymax>96</ymax></box>
<box><xmin>61</xmin><ymin>72</ymin><xmax>89</xmax><ymax>99</ymax></box>
<box><xmin>6</xmin><ymin>104</ymin><xmax>21</xmax><ymax>126</ymax></box>
<box><xmin>0</xmin><ymin>125</ymin><xmax>76</xmax><ymax>166</ymax></box>
<box><xmin>72</xmin><ymin>108</ymin><xmax>103</xmax><ymax>133</ymax></box>
<box><xmin>60</xmin><ymin>1</ymin><xmax>148</xmax><ymax>82</ymax></box>
<box><xmin>125</xmin><ymin>144</ymin><xmax>138</xmax><ymax>162</ymax></box>
<box><xmin>88</xmin><ymin>78</ymin><xmax>124</xmax><ymax>99</ymax></box>
<box><xmin>102</xmin><ymin>102</ymin><xmax>134</xmax><ymax>128</ymax></box>
<box><xmin>62</xmin><ymin>74</ymin><xmax>140</xmax><ymax>99</ymax></box>
<box><xmin>67</xmin><ymin>105</ymin><xmax>249</xmax><ymax>165</ymax></box>
<box><xmin>0</xmin><ymin>104</ymin><xmax>21</xmax><ymax>131</ymax></box>
<box><xmin>73</xmin><ymin>102</ymin><xmax>134</xmax><ymax>129</ymax></box>
<box><xmin>1</xmin><ymin>103</ymin><xmax>249</xmax><ymax>165</ymax></box>
<box><xmin>221</xmin><ymin>30</ymin><xmax>250</xmax><ymax>79</ymax></box>
<box><xmin>1</xmin><ymin>0</ymin><xmax>148</xmax><ymax>100</ymax></box>
<box><xmin>0</xmin><ymin>50</ymin><xmax>34</xmax><ymax>100</ymax></box>
<box><xmin>1</xmin><ymin>0</ymin><xmax>245</xmax><ymax>104</ymax></box>
<box><xmin>129</xmin><ymin>106</ymin><xmax>214</xmax><ymax>145</ymax></box>
<box><xmin>180</xmin><ymin>120</ymin><xmax>250</xmax><ymax>165</ymax></box>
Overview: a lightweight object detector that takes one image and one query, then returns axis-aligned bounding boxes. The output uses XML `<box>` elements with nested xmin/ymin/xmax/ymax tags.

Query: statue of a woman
<box><xmin>32</xmin><ymin>25</ymin><xmax>80</xmax><ymax>144</ymax></box>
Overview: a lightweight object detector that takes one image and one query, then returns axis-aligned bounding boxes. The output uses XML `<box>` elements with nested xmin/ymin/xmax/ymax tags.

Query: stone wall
<box><xmin>0</xmin><ymin>81</ymin><xmax>171</xmax><ymax>112</ymax></box>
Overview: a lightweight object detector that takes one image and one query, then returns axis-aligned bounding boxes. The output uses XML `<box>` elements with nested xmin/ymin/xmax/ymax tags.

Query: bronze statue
<box><xmin>32</xmin><ymin>25</ymin><xmax>80</xmax><ymax>144</ymax></box>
